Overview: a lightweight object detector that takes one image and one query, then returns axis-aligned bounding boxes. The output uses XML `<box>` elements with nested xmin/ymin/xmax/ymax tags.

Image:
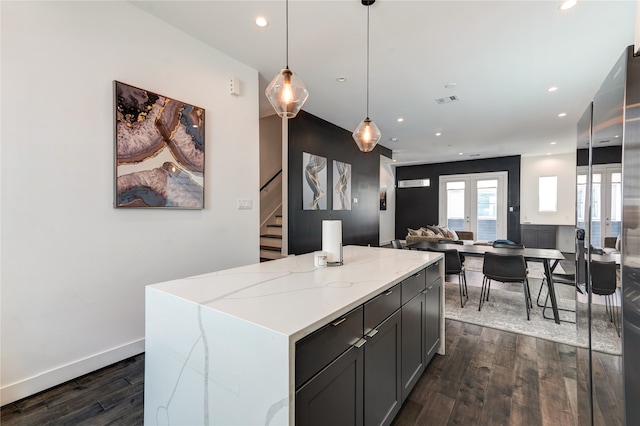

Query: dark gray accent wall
<box><xmin>395</xmin><ymin>155</ymin><xmax>521</xmax><ymax>243</ymax></box>
<box><xmin>287</xmin><ymin>111</ymin><xmax>385</xmax><ymax>255</ymax></box>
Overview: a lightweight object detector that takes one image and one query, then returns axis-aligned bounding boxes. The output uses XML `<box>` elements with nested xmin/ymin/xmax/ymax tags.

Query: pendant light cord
<box><xmin>285</xmin><ymin>0</ymin><xmax>289</xmax><ymax>69</ymax></box>
<box><xmin>366</xmin><ymin>4</ymin><xmax>370</xmax><ymax>118</ymax></box>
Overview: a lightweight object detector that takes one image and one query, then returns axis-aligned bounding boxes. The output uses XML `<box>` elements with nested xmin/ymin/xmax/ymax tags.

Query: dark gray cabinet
<box><xmin>295</xmin><ymin>261</ymin><xmax>442</xmax><ymax>426</ymax></box>
<box><xmin>425</xmin><ymin>278</ymin><xmax>441</xmax><ymax>362</ymax></box>
<box><xmin>364</xmin><ymin>309</ymin><xmax>402</xmax><ymax>426</ymax></box>
<box><xmin>295</xmin><ymin>306</ymin><xmax>364</xmax><ymax>426</ymax></box>
<box><xmin>401</xmin><ymin>291</ymin><xmax>426</xmax><ymax>401</ymax></box>
<box><xmin>296</xmin><ymin>345</ymin><xmax>364</xmax><ymax>426</ymax></box>
<box><xmin>521</xmin><ymin>224</ymin><xmax>557</xmax><ymax>249</ymax></box>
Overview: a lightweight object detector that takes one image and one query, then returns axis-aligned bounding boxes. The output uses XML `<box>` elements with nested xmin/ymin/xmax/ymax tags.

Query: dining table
<box><xmin>406</xmin><ymin>241</ymin><xmax>567</xmax><ymax>324</ymax></box>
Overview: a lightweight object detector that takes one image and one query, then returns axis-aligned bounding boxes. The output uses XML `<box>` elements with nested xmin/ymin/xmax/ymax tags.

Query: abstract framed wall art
<box><xmin>114</xmin><ymin>81</ymin><xmax>205</xmax><ymax>208</ymax></box>
<box><xmin>333</xmin><ymin>160</ymin><xmax>351</xmax><ymax>210</ymax></box>
<box><xmin>380</xmin><ymin>186</ymin><xmax>387</xmax><ymax>210</ymax></box>
<box><xmin>302</xmin><ymin>152</ymin><xmax>327</xmax><ymax>210</ymax></box>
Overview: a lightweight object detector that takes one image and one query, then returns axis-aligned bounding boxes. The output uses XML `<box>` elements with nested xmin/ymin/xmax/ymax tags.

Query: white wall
<box><xmin>521</xmin><ymin>153</ymin><xmax>576</xmax><ymax>225</ymax></box>
<box><xmin>521</xmin><ymin>153</ymin><xmax>576</xmax><ymax>252</ymax></box>
<box><xmin>1</xmin><ymin>1</ymin><xmax>260</xmax><ymax>404</ymax></box>
<box><xmin>379</xmin><ymin>159</ymin><xmax>396</xmax><ymax>245</ymax></box>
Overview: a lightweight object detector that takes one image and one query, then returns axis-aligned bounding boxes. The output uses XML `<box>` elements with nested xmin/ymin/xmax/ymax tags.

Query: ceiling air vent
<box><xmin>435</xmin><ymin>95</ymin><xmax>460</xmax><ymax>104</ymax></box>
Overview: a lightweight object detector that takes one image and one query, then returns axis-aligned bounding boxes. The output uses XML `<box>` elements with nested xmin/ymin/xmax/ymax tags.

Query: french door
<box><xmin>577</xmin><ymin>165</ymin><xmax>621</xmax><ymax>248</ymax></box>
<box><xmin>439</xmin><ymin>172</ymin><xmax>508</xmax><ymax>241</ymax></box>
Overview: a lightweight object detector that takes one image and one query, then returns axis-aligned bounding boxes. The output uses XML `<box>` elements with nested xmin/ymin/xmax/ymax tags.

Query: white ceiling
<box><xmin>132</xmin><ymin>0</ymin><xmax>636</xmax><ymax>165</ymax></box>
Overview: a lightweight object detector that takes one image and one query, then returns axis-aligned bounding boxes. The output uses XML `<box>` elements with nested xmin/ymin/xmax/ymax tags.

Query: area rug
<box><xmin>445</xmin><ymin>262</ymin><xmax>622</xmax><ymax>355</ymax></box>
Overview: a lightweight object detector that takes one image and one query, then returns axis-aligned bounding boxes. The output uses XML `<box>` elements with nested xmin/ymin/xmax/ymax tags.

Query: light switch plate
<box><xmin>237</xmin><ymin>199</ymin><xmax>253</xmax><ymax>210</ymax></box>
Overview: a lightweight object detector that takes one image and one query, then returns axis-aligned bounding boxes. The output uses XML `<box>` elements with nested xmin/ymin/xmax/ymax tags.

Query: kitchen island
<box><xmin>144</xmin><ymin>245</ymin><xmax>444</xmax><ymax>425</ymax></box>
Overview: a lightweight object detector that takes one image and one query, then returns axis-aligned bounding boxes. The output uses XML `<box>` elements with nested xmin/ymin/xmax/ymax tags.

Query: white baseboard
<box><xmin>1</xmin><ymin>338</ymin><xmax>145</xmax><ymax>406</ymax></box>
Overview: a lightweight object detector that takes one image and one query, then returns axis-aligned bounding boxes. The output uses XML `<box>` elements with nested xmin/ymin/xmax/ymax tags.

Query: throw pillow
<box><xmin>616</xmin><ymin>234</ymin><xmax>621</xmax><ymax>251</ymax></box>
<box><xmin>420</xmin><ymin>227</ymin><xmax>437</xmax><ymax>237</ymax></box>
<box><xmin>407</xmin><ymin>228</ymin><xmax>421</xmax><ymax>236</ymax></box>
<box><xmin>425</xmin><ymin>225</ymin><xmax>444</xmax><ymax>237</ymax></box>
<box><xmin>437</xmin><ymin>226</ymin><xmax>452</xmax><ymax>239</ymax></box>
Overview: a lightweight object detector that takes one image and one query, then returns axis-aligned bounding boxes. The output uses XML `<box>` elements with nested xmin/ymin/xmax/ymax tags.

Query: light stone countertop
<box><xmin>149</xmin><ymin>245</ymin><xmax>443</xmax><ymax>342</ymax></box>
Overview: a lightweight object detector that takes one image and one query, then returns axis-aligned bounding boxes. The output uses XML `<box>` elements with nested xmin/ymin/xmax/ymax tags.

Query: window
<box><xmin>538</xmin><ymin>176</ymin><xmax>557</xmax><ymax>212</ymax></box>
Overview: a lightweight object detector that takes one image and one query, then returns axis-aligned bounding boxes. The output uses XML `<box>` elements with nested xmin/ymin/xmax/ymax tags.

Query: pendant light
<box><xmin>265</xmin><ymin>0</ymin><xmax>309</xmax><ymax>119</ymax></box>
<box><xmin>353</xmin><ymin>0</ymin><xmax>381</xmax><ymax>152</ymax></box>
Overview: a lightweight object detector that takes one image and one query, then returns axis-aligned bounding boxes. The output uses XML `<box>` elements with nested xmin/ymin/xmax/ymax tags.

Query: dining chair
<box><xmin>536</xmin><ymin>271</ymin><xmax>577</xmax><ymax>324</ymax></box>
<box><xmin>427</xmin><ymin>248</ymin><xmax>468</xmax><ymax>308</ymax></box>
<box><xmin>391</xmin><ymin>239</ymin><xmax>403</xmax><ymax>249</ymax></box>
<box><xmin>480</xmin><ymin>252</ymin><xmax>532</xmax><ymax>320</ymax></box>
<box><xmin>590</xmin><ymin>259</ymin><xmax>620</xmax><ymax>337</ymax></box>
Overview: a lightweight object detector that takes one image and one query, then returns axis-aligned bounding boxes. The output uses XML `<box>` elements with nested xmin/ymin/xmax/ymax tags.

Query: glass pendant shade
<box><xmin>352</xmin><ymin>117</ymin><xmax>381</xmax><ymax>152</ymax></box>
<box><xmin>265</xmin><ymin>68</ymin><xmax>309</xmax><ymax>119</ymax></box>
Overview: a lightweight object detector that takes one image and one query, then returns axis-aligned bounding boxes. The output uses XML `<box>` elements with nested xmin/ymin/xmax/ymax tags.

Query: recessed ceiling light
<box><xmin>547</xmin><ymin>86</ymin><xmax>558</xmax><ymax>92</ymax></box>
<box><xmin>458</xmin><ymin>152</ymin><xmax>463</xmax><ymax>156</ymax></box>
<box><xmin>558</xmin><ymin>112</ymin><xmax>567</xmax><ymax>117</ymax></box>
<box><xmin>445</xmin><ymin>83</ymin><xmax>457</xmax><ymax>89</ymax></box>
<box><xmin>435</xmin><ymin>132</ymin><xmax>442</xmax><ymax>136</ymax></box>
<box><xmin>255</xmin><ymin>17</ymin><xmax>268</xmax><ymax>27</ymax></box>
<box><xmin>550</xmin><ymin>141</ymin><xmax>557</xmax><ymax>145</ymax></box>
<box><xmin>615</xmin><ymin>135</ymin><xmax>620</xmax><ymax>138</ymax></box>
<box><xmin>547</xmin><ymin>152</ymin><xmax>552</xmax><ymax>155</ymax></box>
<box><xmin>336</xmin><ymin>77</ymin><xmax>347</xmax><ymax>82</ymax></box>
<box><xmin>390</xmin><ymin>137</ymin><xmax>398</xmax><ymax>142</ymax></box>
<box><xmin>397</xmin><ymin>118</ymin><xmax>404</xmax><ymax>122</ymax></box>
<box><xmin>559</xmin><ymin>0</ymin><xmax>577</xmax><ymax>11</ymax></box>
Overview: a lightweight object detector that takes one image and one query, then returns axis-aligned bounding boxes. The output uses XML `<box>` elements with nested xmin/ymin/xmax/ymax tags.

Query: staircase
<box><xmin>260</xmin><ymin>215</ymin><xmax>283</xmax><ymax>262</ymax></box>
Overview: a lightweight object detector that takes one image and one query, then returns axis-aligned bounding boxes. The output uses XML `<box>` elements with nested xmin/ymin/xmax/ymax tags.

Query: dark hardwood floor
<box><xmin>3</xmin><ymin>321</ymin><xmax>615</xmax><ymax>426</ymax></box>
<box><xmin>1</xmin><ymin>354</ymin><xmax>144</xmax><ymax>425</ymax></box>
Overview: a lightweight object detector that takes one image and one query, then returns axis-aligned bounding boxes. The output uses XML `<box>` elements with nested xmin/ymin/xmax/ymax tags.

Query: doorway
<box><xmin>577</xmin><ymin>164</ymin><xmax>621</xmax><ymax>248</ymax></box>
<box><xmin>439</xmin><ymin>172</ymin><xmax>508</xmax><ymax>241</ymax></box>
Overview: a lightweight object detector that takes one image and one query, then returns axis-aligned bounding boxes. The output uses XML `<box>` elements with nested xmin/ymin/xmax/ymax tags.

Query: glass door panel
<box><xmin>592</xmin><ymin>173</ymin><xmax>602</xmax><ymax>247</ymax></box>
<box><xmin>476</xmin><ymin>179</ymin><xmax>497</xmax><ymax>241</ymax></box>
<box><xmin>440</xmin><ymin>172</ymin><xmax>506</xmax><ymax>241</ymax></box>
<box><xmin>578</xmin><ymin>166</ymin><xmax>621</xmax><ymax>247</ymax></box>
<box><xmin>608</xmin><ymin>171</ymin><xmax>622</xmax><ymax>239</ymax></box>
<box><xmin>446</xmin><ymin>181</ymin><xmax>465</xmax><ymax>231</ymax></box>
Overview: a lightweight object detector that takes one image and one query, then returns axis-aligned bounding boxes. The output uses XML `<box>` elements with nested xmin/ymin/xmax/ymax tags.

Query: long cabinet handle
<box><xmin>353</xmin><ymin>338</ymin><xmax>367</xmax><ymax>348</ymax></box>
<box><xmin>365</xmin><ymin>329</ymin><xmax>379</xmax><ymax>338</ymax></box>
<box><xmin>331</xmin><ymin>317</ymin><xmax>347</xmax><ymax>327</ymax></box>
<box><xmin>384</xmin><ymin>289</ymin><xmax>393</xmax><ymax>296</ymax></box>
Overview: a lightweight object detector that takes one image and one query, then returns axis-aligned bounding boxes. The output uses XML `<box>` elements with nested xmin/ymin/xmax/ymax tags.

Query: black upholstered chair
<box><xmin>427</xmin><ymin>248</ymin><xmax>468</xmax><ymax>308</ymax></box>
<box><xmin>391</xmin><ymin>239</ymin><xmax>403</xmax><ymax>249</ymax></box>
<box><xmin>480</xmin><ymin>252</ymin><xmax>532</xmax><ymax>319</ymax></box>
<box><xmin>590</xmin><ymin>259</ymin><xmax>620</xmax><ymax>337</ymax></box>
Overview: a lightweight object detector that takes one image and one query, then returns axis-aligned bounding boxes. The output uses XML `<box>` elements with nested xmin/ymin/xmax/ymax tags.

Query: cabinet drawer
<box><xmin>364</xmin><ymin>283</ymin><xmax>401</xmax><ymax>333</ymax></box>
<box><xmin>401</xmin><ymin>269</ymin><xmax>426</xmax><ymax>305</ymax></box>
<box><xmin>295</xmin><ymin>305</ymin><xmax>364</xmax><ymax>389</ymax></box>
<box><xmin>424</xmin><ymin>261</ymin><xmax>441</xmax><ymax>286</ymax></box>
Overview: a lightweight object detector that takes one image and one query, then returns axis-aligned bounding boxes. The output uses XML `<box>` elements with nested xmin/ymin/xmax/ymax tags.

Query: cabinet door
<box><xmin>364</xmin><ymin>309</ymin><xmax>401</xmax><ymax>426</ymax></box>
<box><xmin>296</xmin><ymin>345</ymin><xmax>364</xmax><ymax>426</ymax></box>
<box><xmin>425</xmin><ymin>279</ymin><xmax>442</xmax><ymax>363</ymax></box>
<box><xmin>401</xmin><ymin>293</ymin><xmax>426</xmax><ymax>402</ymax></box>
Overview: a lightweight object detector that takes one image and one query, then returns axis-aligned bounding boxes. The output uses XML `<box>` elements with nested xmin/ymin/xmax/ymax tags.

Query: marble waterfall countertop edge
<box><xmin>147</xmin><ymin>245</ymin><xmax>442</xmax><ymax>342</ymax></box>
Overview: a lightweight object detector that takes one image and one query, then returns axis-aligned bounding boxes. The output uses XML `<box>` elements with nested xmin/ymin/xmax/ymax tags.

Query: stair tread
<box><xmin>267</xmin><ymin>224</ymin><xmax>283</xmax><ymax>228</ymax></box>
<box><xmin>260</xmin><ymin>234</ymin><xmax>282</xmax><ymax>239</ymax></box>
<box><xmin>260</xmin><ymin>245</ymin><xmax>282</xmax><ymax>251</ymax></box>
